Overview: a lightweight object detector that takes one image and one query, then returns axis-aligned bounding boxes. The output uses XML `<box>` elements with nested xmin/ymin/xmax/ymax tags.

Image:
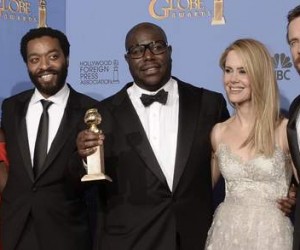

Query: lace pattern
<box><xmin>205</xmin><ymin>144</ymin><xmax>293</xmax><ymax>250</ymax></box>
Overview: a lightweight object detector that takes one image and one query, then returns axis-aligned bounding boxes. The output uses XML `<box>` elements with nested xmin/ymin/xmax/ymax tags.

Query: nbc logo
<box><xmin>273</xmin><ymin>53</ymin><xmax>292</xmax><ymax>81</ymax></box>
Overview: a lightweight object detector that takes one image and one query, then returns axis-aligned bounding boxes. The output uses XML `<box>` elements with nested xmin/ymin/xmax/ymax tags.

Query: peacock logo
<box><xmin>273</xmin><ymin>53</ymin><xmax>292</xmax><ymax>81</ymax></box>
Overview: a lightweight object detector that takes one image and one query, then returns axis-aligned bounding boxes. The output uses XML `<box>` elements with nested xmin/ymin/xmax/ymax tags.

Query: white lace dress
<box><xmin>205</xmin><ymin>144</ymin><xmax>293</xmax><ymax>250</ymax></box>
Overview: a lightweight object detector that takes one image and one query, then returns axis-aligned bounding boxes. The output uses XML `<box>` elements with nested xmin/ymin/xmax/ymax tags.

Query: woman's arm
<box><xmin>211</xmin><ymin>124</ymin><xmax>221</xmax><ymax>188</ymax></box>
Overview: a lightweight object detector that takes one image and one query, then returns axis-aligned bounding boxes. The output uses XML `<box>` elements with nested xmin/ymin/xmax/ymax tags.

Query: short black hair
<box><xmin>125</xmin><ymin>22</ymin><xmax>168</xmax><ymax>51</ymax></box>
<box><xmin>20</xmin><ymin>27</ymin><xmax>70</xmax><ymax>62</ymax></box>
<box><xmin>286</xmin><ymin>5</ymin><xmax>300</xmax><ymax>43</ymax></box>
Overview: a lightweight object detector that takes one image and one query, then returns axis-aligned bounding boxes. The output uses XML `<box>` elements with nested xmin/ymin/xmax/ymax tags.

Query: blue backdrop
<box><xmin>65</xmin><ymin>0</ymin><xmax>300</xmax><ymax>114</ymax></box>
<box><xmin>1</xmin><ymin>0</ymin><xmax>300</xmax><ymax>115</ymax></box>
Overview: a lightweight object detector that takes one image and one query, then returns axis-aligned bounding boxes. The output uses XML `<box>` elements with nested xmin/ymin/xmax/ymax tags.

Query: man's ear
<box><xmin>124</xmin><ymin>54</ymin><xmax>129</xmax><ymax>63</ymax></box>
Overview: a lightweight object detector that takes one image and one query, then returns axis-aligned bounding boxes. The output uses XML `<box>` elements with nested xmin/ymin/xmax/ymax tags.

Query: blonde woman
<box><xmin>205</xmin><ymin>38</ymin><xmax>298</xmax><ymax>250</ymax></box>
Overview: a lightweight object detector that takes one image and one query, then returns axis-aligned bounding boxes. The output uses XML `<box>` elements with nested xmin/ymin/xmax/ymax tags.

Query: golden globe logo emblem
<box><xmin>0</xmin><ymin>0</ymin><xmax>37</xmax><ymax>22</ymax></box>
<box><xmin>0</xmin><ymin>0</ymin><xmax>47</xmax><ymax>25</ymax></box>
<box><xmin>149</xmin><ymin>0</ymin><xmax>225</xmax><ymax>25</ymax></box>
<box><xmin>38</xmin><ymin>0</ymin><xmax>47</xmax><ymax>27</ymax></box>
<box><xmin>0</xmin><ymin>0</ymin><xmax>31</xmax><ymax>15</ymax></box>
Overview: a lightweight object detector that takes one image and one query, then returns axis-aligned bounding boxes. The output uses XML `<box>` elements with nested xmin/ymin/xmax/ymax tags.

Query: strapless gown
<box><xmin>205</xmin><ymin>144</ymin><xmax>293</xmax><ymax>250</ymax></box>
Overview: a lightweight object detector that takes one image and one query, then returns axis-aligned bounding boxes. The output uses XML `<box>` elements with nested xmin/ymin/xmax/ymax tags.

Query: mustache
<box><xmin>37</xmin><ymin>69</ymin><xmax>58</xmax><ymax>76</ymax></box>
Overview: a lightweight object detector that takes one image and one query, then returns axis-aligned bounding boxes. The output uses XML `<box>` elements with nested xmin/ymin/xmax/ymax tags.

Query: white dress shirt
<box><xmin>127</xmin><ymin>78</ymin><xmax>179</xmax><ymax>191</ymax></box>
<box><xmin>26</xmin><ymin>84</ymin><xmax>70</xmax><ymax>166</ymax></box>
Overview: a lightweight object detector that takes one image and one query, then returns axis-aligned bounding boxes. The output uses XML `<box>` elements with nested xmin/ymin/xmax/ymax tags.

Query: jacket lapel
<box><xmin>172</xmin><ymin>82</ymin><xmax>202</xmax><ymax>191</ymax></box>
<box><xmin>287</xmin><ymin>97</ymin><xmax>300</xmax><ymax>173</ymax></box>
<box><xmin>111</xmin><ymin>85</ymin><xmax>168</xmax><ymax>186</ymax></box>
<box><xmin>16</xmin><ymin>93</ymin><xmax>35</xmax><ymax>182</ymax></box>
<box><xmin>35</xmin><ymin>88</ymin><xmax>81</xmax><ymax>180</ymax></box>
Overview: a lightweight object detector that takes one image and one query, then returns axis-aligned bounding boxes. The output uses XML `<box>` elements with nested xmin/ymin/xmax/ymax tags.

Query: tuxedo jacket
<box><xmin>93</xmin><ymin>78</ymin><xmax>229</xmax><ymax>250</ymax></box>
<box><xmin>287</xmin><ymin>95</ymin><xmax>300</xmax><ymax>250</ymax></box>
<box><xmin>0</xmin><ymin>85</ymin><xmax>97</xmax><ymax>250</ymax></box>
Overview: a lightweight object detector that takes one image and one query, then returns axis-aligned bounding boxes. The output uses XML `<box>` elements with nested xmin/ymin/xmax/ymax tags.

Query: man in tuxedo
<box><xmin>287</xmin><ymin>5</ymin><xmax>300</xmax><ymax>250</ymax></box>
<box><xmin>1</xmin><ymin>27</ymin><xmax>97</xmax><ymax>250</ymax></box>
<box><xmin>76</xmin><ymin>22</ymin><xmax>229</xmax><ymax>250</ymax></box>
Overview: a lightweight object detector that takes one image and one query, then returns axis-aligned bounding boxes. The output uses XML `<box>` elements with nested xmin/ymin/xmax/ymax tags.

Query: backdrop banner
<box><xmin>1</xmin><ymin>1</ymin><xmax>300</xmax><ymax>114</ymax></box>
<box><xmin>66</xmin><ymin>0</ymin><xmax>300</xmax><ymax>114</ymax></box>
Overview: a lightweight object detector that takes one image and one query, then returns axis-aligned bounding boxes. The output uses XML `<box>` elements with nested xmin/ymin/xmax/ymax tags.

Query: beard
<box><xmin>29</xmin><ymin>63</ymin><xmax>68</xmax><ymax>96</ymax></box>
<box><xmin>294</xmin><ymin>56</ymin><xmax>300</xmax><ymax>74</ymax></box>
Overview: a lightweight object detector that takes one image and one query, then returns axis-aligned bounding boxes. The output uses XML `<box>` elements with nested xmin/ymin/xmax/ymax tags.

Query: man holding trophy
<box><xmin>76</xmin><ymin>22</ymin><xmax>229</xmax><ymax>250</ymax></box>
<box><xmin>81</xmin><ymin>108</ymin><xmax>111</xmax><ymax>182</ymax></box>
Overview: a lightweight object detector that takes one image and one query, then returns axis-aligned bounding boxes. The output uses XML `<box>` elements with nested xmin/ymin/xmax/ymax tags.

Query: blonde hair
<box><xmin>219</xmin><ymin>38</ymin><xmax>281</xmax><ymax>156</ymax></box>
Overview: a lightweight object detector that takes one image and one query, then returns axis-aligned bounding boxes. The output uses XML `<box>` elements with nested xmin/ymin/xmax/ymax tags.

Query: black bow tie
<box><xmin>140</xmin><ymin>89</ymin><xmax>168</xmax><ymax>107</ymax></box>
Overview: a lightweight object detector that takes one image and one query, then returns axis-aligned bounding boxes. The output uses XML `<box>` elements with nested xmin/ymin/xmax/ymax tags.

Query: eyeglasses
<box><xmin>126</xmin><ymin>40</ymin><xmax>168</xmax><ymax>59</ymax></box>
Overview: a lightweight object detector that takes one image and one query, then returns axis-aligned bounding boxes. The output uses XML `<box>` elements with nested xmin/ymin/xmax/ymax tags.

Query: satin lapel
<box><xmin>287</xmin><ymin>102</ymin><xmax>300</xmax><ymax>173</ymax></box>
<box><xmin>172</xmin><ymin>84</ymin><xmax>201</xmax><ymax>192</ymax></box>
<box><xmin>16</xmin><ymin>96</ymin><xmax>34</xmax><ymax>182</ymax></box>
<box><xmin>112</xmin><ymin>88</ymin><xmax>167</xmax><ymax>186</ymax></box>
<box><xmin>35</xmin><ymin>90</ymin><xmax>80</xmax><ymax>180</ymax></box>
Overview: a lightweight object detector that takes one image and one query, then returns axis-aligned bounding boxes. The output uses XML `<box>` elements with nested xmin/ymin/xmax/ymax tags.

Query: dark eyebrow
<box><xmin>224</xmin><ymin>66</ymin><xmax>245</xmax><ymax>70</ymax></box>
<box><xmin>27</xmin><ymin>49</ymin><xmax>61</xmax><ymax>58</ymax></box>
<box><xmin>289</xmin><ymin>37</ymin><xmax>298</xmax><ymax>44</ymax></box>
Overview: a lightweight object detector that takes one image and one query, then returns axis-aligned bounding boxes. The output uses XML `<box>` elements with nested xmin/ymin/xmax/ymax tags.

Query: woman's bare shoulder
<box><xmin>211</xmin><ymin>116</ymin><xmax>234</xmax><ymax>150</ymax></box>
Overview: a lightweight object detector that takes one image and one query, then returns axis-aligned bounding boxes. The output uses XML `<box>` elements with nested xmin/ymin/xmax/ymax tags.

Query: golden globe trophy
<box><xmin>38</xmin><ymin>0</ymin><xmax>48</xmax><ymax>28</ymax></box>
<box><xmin>211</xmin><ymin>0</ymin><xmax>225</xmax><ymax>25</ymax></box>
<box><xmin>81</xmin><ymin>108</ymin><xmax>112</xmax><ymax>182</ymax></box>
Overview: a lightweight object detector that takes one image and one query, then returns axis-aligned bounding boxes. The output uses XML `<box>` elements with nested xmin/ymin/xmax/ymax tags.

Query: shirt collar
<box><xmin>130</xmin><ymin>77</ymin><xmax>176</xmax><ymax>100</ymax></box>
<box><xmin>31</xmin><ymin>83</ymin><xmax>70</xmax><ymax>105</ymax></box>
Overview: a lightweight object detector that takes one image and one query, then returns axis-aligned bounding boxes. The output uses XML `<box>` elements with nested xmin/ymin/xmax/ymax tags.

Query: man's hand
<box><xmin>277</xmin><ymin>184</ymin><xmax>297</xmax><ymax>216</ymax></box>
<box><xmin>76</xmin><ymin>129</ymin><xmax>104</xmax><ymax>158</ymax></box>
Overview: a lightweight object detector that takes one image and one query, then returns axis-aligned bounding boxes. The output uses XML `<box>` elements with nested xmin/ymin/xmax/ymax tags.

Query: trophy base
<box><xmin>211</xmin><ymin>17</ymin><xmax>225</xmax><ymax>25</ymax></box>
<box><xmin>81</xmin><ymin>173</ymin><xmax>112</xmax><ymax>182</ymax></box>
